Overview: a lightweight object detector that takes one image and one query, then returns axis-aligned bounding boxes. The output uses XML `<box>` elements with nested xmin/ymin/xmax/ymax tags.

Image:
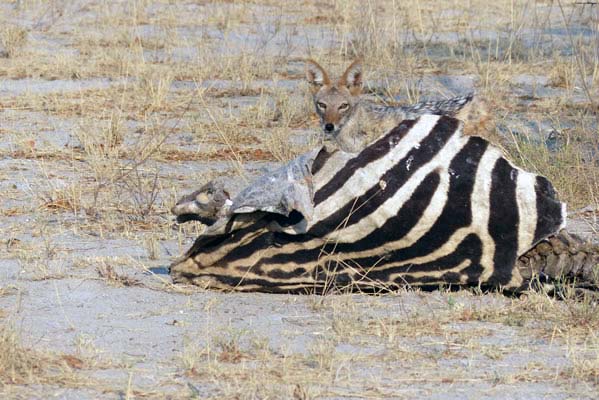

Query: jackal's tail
<box><xmin>402</xmin><ymin>93</ymin><xmax>473</xmax><ymax>116</ymax></box>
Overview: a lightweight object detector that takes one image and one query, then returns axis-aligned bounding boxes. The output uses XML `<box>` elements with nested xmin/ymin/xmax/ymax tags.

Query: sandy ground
<box><xmin>1</xmin><ymin>1</ymin><xmax>598</xmax><ymax>399</ymax></box>
<box><xmin>2</xmin><ymin>274</ymin><xmax>599</xmax><ymax>399</ymax></box>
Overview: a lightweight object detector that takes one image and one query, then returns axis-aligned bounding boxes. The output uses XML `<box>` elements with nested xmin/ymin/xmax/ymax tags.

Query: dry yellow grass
<box><xmin>0</xmin><ymin>319</ymin><xmax>91</xmax><ymax>387</ymax></box>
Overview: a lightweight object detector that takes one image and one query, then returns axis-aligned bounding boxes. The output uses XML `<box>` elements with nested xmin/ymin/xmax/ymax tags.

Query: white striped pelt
<box><xmin>171</xmin><ymin>115</ymin><xmax>565</xmax><ymax>293</ymax></box>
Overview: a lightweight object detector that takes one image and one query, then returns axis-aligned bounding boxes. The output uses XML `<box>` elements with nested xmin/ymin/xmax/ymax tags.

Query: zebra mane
<box><xmin>171</xmin><ymin>115</ymin><xmax>566</xmax><ymax>293</ymax></box>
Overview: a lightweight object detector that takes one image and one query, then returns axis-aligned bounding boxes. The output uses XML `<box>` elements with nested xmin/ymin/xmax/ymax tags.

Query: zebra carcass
<box><xmin>171</xmin><ymin>115</ymin><xmax>597</xmax><ymax>293</ymax></box>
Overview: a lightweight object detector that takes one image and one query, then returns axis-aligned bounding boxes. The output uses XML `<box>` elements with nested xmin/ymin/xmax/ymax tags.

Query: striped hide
<box><xmin>171</xmin><ymin>115</ymin><xmax>566</xmax><ymax>293</ymax></box>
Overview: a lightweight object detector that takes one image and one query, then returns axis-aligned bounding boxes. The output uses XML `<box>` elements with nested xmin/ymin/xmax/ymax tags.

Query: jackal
<box><xmin>305</xmin><ymin>59</ymin><xmax>493</xmax><ymax>152</ymax></box>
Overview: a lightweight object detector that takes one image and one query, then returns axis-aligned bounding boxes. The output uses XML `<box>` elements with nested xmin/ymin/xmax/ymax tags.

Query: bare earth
<box><xmin>1</xmin><ymin>1</ymin><xmax>598</xmax><ymax>399</ymax></box>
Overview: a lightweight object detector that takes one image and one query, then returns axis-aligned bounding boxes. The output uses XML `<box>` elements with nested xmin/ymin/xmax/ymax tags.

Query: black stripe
<box><xmin>222</xmin><ymin>227</ymin><xmax>320</xmax><ymax>266</ymax></box>
<box><xmin>271</xmin><ymin>210</ymin><xmax>305</xmax><ymax>228</ymax></box>
<box><xmin>309</xmin><ymin>116</ymin><xmax>459</xmax><ymax>236</ymax></box>
<box><xmin>399</xmin><ymin>274</ymin><xmax>455</xmax><ymax>285</ymax></box>
<box><xmin>313</xmin><ymin>119</ymin><xmax>417</xmax><ymax>206</ymax></box>
<box><xmin>267</xmin><ymin>266</ymin><xmax>308</xmax><ymax>279</ymax></box>
<box><xmin>224</xmin><ymin>214</ymin><xmax>237</xmax><ymax>234</ymax></box>
<box><xmin>311</xmin><ymin>262</ymin><xmax>351</xmax><ymax>282</ymax></box>
<box><xmin>488</xmin><ymin>158</ymin><xmax>519</xmax><ymax>285</ymax></box>
<box><xmin>311</xmin><ymin>147</ymin><xmax>336</xmax><ymax>176</ymax></box>
<box><xmin>533</xmin><ymin>176</ymin><xmax>563</xmax><ymax>243</ymax></box>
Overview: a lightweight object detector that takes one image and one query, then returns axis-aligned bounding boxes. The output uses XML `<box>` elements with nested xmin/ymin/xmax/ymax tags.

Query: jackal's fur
<box><xmin>305</xmin><ymin>59</ymin><xmax>494</xmax><ymax>152</ymax></box>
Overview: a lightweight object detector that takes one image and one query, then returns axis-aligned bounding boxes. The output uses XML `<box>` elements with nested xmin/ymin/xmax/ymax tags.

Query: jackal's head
<box><xmin>305</xmin><ymin>59</ymin><xmax>362</xmax><ymax>139</ymax></box>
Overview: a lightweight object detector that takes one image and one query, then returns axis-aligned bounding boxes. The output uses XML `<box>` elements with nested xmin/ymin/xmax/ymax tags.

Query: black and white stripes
<box><xmin>171</xmin><ymin>115</ymin><xmax>566</xmax><ymax>293</ymax></box>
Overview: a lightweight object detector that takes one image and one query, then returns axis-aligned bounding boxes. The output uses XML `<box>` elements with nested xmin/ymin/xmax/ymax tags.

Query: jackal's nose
<box><xmin>324</xmin><ymin>123</ymin><xmax>335</xmax><ymax>133</ymax></box>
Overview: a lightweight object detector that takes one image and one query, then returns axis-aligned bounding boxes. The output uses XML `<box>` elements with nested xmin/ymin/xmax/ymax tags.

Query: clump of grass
<box><xmin>180</xmin><ymin>338</ymin><xmax>209</xmax><ymax>376</ymax></box>
<box><xmin>0</xmin><ymin>321</ymin><xmax>84</xmax><ymax>386</ymax></box>
<box><xmin>0</xmin><ymin>26</ymin><xmax>27</xmax><ymax>58</ymax></box>
<box><xmin>0</xmin><ymin>323</ymin><xmax>40</xmax><ymax>384</ymax></box>
<box><xmin>271</xmin><ymin>85</ymin><xmax>314</xmax><ymax>129</ymax></box>
<box><xmin>96</xmin><ymin>262</ymin><xmax>141</xmax><ymax>287</ymax></box>
<box><xmin>122</xmin><ymin>165</ymin><xmax>161</xmax><ymax>218</ymax></box>
<box><xmin>0</xmin><ymin>285</ymin><xmax>18</xmax><ymax>298</ymax></box>
<box><xmin>39</xmin><ymin>184</ymin><xmax>82</xmax><ymax>215</ymax></box>
<box><xmin>143</xmin><ymin>234</ymin><xmax>160</xmax><ymax>260</ymax></box>
<box><xmin>136</xmin><ymin>66</ymin><xmax>175</xmax><ymax>113</ymax></box>
<box><xmin>76</xmin><ymin>114</ymin><xmax>124</xmax><ymax>167</ymax></box>
<box><xmin>567</xmin><ymin>335</ymin><xmax>599</xmax><ymax>385</ymax></box>
<box><xmin>215</xmin><ymin>333</ymin><xmax>245</xmax><ymax>364</ymax></box>
<box><xmin>306</xmin><ymin>337</ymin><xmax>336</xmax><ymax>371</ymax></box>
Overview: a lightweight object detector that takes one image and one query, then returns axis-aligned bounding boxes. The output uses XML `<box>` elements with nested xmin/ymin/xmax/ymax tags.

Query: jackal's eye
<box><xmin>316</xmin><ymin>102</ymin><xmax>327</xmax><ymax>110</ymax></box>
<box><xmin>338</xmin><ymin>102</ymin><xmax>349</xmax><ymax>111</ymax></box>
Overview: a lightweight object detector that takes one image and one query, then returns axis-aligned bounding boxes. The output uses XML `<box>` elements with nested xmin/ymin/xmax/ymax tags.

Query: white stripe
<box><xmin>391</xmin><ymin>259</ymin><xmax>471</xmax><ymax>283</ymax></box>
<box><xmin>471</xmin><ymin>147</ymin><xmax>502</xmax><ymax>281</ymax></box>
<box><xmin>560</xmin><ymin>203</ymin><xmax>567</xmax><ymax>230</ymax></box>
<box><xmin>516</xmin><ymin>170</ymin><xmax>538</xmax><ymax>254</ymax></box>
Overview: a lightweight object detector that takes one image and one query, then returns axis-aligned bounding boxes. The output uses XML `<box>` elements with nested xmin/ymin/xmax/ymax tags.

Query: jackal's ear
<box><xmin>340</xmin><ymin>59</ymin><xmax>363</xmax><ymax>94</ymax></box>
<box><xmin>305</xmin><ymin>59</ymin><xmax>330</xmax><ymax>89</ymax></box>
